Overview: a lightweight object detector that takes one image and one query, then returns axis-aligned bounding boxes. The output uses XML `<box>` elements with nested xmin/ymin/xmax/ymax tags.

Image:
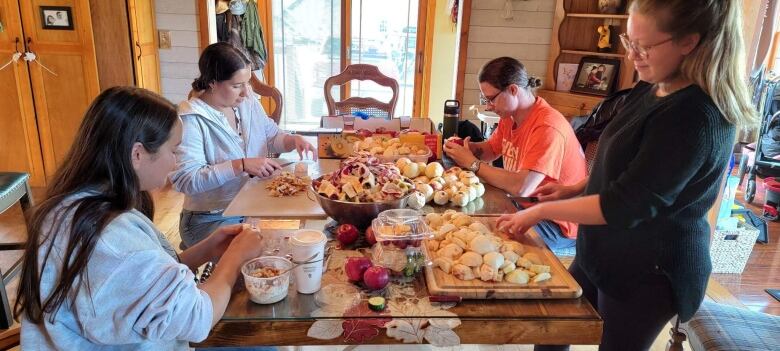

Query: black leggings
<box><xmin>535</xmin><ymin>258</ymin><xmax>676</xmax><ymax>351</ymax></box>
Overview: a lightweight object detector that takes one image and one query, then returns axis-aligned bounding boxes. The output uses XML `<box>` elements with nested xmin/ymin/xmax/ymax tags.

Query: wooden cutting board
<box><xmin>424</xmin><ymin>216</ymin><xmax>582</xmax><ymax>299</ymax></box>
<box><xmin>223</xmin><ymin>159</ymin><xmax>340</xmax><ymax>218</ymax></box>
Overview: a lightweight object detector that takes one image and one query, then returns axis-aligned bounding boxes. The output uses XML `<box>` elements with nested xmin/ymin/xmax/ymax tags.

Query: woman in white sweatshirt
<box><xmin>15</xmin><ymin>86</ymin><xmax>264</xmax><ymax>350</ymax></box>
<box><xmin>170</xmin><ymin>42</ymin><xmax>316</xmax><ymax>249</ymax></box>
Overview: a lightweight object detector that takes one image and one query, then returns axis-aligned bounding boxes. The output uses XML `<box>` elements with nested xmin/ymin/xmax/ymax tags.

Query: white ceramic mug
<box><xmin>289</xmin><ymin>229</ymin><xmax>327</xmax><ymax>294</ymax></box>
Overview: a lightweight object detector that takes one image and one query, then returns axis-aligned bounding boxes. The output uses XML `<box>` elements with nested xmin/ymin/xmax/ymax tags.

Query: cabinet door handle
<box><xmin>135</xmin><ymin>41</ymin><xmax>142</xmax><ymax>60</ymax></box>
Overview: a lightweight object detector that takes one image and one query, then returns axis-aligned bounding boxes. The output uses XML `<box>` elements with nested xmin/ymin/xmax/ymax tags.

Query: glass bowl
<box><xmin>241</xmin><ymin>256</ymin><xmax>292</xmax><ymax>304</ymax></box>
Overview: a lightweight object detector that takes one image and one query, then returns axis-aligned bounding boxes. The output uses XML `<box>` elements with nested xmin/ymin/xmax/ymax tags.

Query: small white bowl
<box><xmin>241</xmin><ymin>256</ymin><xmax>292</xmax><ymax>304</ymax></box>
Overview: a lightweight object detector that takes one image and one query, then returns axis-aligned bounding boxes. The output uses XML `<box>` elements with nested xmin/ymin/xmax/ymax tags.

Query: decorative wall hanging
<box><xmin>40</xmin><ymin>6</ymin><xmax>73</xmax><ymax>30</ymax></box>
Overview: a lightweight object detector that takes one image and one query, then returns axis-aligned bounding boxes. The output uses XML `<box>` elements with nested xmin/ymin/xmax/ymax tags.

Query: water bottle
<box><xmin>442</xmin><ymin>99</ymin><xmax>460</xmax><ymax>139</ymax></box>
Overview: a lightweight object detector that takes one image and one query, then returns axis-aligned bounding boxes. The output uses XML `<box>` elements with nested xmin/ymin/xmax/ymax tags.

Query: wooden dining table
<box><xmin>198</xmin><ymin>154</ymin><xmax>602</xmax><ymax>347</ymax></box>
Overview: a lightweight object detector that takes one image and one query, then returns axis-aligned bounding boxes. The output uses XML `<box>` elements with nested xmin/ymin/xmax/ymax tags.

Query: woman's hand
<box><xmin>443</xmin><ymin>136</ymin><xmax>477</xmax><ymax>168</ymax></box>
<box><xmin>243</xmin><ymin>157</ymin><xmax>281</xmax><ymax>178</ymax></box>
<box><xmin>292</xmin><ymin>135</ymin><xmax>317</xmax><ymax>160</ymax></box>
<box><xmin>220</xmin><ymin>225</ymin><xmax>265</xmax><ymax>265</ymax></box>
<box><xmin>202</xmin><ymin>223</ymin><xmax>245</xmax><ymax>261</ymax></box>
<box><xmin>496</xmin><ymin>206</ymin><xmax>543</xmax><ymax>240</ymax></box>
<box><xmin>532</xmin><ymin>183</ymin><xmax>580</xmax><ymax>202</ymax></box>
<box><xmin>181</xmin><ymin>223</ymin><xmax>262</xmax><ymax>268</ymax></box>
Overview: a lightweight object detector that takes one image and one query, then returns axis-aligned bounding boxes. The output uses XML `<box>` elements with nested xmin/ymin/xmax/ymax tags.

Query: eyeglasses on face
<box><xmin>479</xmin><ymin>87</ymin><xmax>506</xmax><ymax>105</ymax></box>
<box><xmin>619</xmin><ymin>33</ymin><xmax>675</xmax><ymax>59</ymax></box>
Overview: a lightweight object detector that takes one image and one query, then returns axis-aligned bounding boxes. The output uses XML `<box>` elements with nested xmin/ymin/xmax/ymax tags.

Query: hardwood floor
<box><xmin>711</xmin><ymin>176</ymin><xmax>780</xmax><ymax>315</ymax></box>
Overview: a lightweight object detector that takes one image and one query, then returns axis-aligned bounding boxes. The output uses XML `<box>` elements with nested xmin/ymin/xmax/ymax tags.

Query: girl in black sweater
<box><xmin>497</xmin><ymin>1</ymin><xmax>758</xmax><ymax>350</ymax></box>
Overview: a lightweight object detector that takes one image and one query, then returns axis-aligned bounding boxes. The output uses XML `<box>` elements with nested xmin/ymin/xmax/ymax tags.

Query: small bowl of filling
<box><xmin>241</xmin><ymin>256</ymin><xmax>292</xmax><ymax>304</ymax></box>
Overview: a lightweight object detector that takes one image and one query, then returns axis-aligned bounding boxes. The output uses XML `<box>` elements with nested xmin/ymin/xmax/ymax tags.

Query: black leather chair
<box><xmin>0</xmin><ymin>172</ymin><xmax>33</xmax><ymax>332</ymax></box>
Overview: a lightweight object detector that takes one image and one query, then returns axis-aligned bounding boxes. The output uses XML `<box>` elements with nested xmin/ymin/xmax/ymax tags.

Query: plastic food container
<box><xmin>241</xmin><ymin>256</ymin><xmax>292</xmax><ymax>304</ymax></box>
<box><xmin>370</xmin><ymin>209</ymin><xmax>433</xmax><ymax>277</ymax></box>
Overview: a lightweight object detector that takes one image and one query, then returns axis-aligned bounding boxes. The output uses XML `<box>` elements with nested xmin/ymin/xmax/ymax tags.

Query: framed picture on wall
<box><xmin>570</xmin><ymin>56</ymin><xmax>620</xmax><ymax>96</ymax></box>
<box><xmin>40</xmin><ymin>6</ymin><xmax>73</xmax><ymax>30</ymax></box>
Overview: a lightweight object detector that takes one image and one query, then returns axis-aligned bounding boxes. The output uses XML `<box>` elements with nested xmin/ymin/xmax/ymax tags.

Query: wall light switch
<box><xmin>158</xmin><ymin>30</ymin><xmax>171</xmax><ymax>49</ymax></box>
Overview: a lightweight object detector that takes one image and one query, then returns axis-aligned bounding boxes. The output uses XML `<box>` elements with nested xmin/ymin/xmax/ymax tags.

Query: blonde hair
<box><xmin>630</xmin><ymin>0</ymin><xmax>759</xmax><ymax>128</ymax></box>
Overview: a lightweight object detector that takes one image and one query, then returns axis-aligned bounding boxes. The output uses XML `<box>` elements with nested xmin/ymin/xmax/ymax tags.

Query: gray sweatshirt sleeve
<box><xmin>74</xmin><ymin>217</ymin><xmax>214</xmax><ymax>344</ymax></box>
<box><xmin>251</xmin><ymin>96</ymin><xmax>288</xmax><ymax>155</ymax></box>
<box><xmin>169</xmin><ymin>115</ymin><xmax>238</xmax><ymax>195</ymax></box>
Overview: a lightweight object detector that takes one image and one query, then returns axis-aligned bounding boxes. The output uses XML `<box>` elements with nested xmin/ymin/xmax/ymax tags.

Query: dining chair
<box><xmin>0</xmin><ymin>172</ymin><xmax>33</xmax><ymax>349</ymax></box>
<box><xmin>323</xmin><ymin>64</ymin><xmax>399</xmax><ymax>118</ymax></box>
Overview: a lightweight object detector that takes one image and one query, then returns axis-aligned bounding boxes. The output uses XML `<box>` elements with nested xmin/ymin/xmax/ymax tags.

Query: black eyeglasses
<box><xmin>479</xmin><ymin>87</ymin><xmax>506</xmax><ymax>106</ymax></box>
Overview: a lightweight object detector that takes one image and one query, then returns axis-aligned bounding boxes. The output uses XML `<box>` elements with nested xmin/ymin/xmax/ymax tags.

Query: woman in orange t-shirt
<box><xmin>444</xmin><ymin>57</ymin><xmax>588</xmax><ymax>249</ymax></box>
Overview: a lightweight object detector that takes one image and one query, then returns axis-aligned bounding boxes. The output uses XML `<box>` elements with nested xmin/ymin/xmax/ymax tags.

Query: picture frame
<box><xmin>40</xmin><ymin>6</ymin><xmax>73</xmax><ymax>30</ymax></box>
<box><xmin>555</xmin><ymin>63</ymin><xmax>580</xmax><ymax>92</ymax></box>
<box><xmin>570</xmin><ymin>56</ymin><xmax>620</xmax><ymax>96</ymax></box>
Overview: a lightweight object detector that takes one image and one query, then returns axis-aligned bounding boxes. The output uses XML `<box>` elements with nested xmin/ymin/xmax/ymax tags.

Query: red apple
<box><xmin>446</xmin><ymin>137</ymin><xmax>464</xmax><ymax>146</ymax></box>
<box><xmin>345</xmin><ymin>257</ymin><xmax>373</xmax><ymax>282</ymax></box>
<box><xmin>365</xmin><ymin>227</ymin><xmax>377</xmax><ymax>245</ymax></box>
<box><xmin>363</xmin><ymin>266</ymin><xmax>390</xmax><ymax>290</ymax></box>
<box><xmin>375</xmin><ymin>127</ymin><xmax>388</xmax><ymax>134</ymax></box>
<box><xmin>356</xmin><ymin>129</ymin><xmax>373</xmax><ymax>138</ymax></box>
<box><xmin>393</xmin><ymin>240</ymin><xmax>408</xmax><ymax>249</ymax></box>
<box><xmin>336</xmin><ymin>224</ymin><xmax>359</xmax><ymax>245</ymax></box>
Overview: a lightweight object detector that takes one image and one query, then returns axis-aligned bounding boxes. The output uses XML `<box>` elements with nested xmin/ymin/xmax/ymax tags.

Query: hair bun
<box><xmin>527</xmin><ymin>77</ymin><xmax>542</xmax><ymax>89</ymax></box>
<box><xmin>192</xmin><ymin>77</ymin><xmax>209</xmax><ymax>91</ymax></box>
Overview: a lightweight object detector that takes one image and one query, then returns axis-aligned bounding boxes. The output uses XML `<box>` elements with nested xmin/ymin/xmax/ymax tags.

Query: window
<box><xmin>271</xmin><ymin>0</ymin><xmax>423</xmax><ymax>129</ymax></box>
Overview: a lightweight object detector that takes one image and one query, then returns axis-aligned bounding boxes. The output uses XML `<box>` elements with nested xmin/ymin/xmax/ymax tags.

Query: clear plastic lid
<box><xmin>371</xmin><ymin>209</ymin><xmax>433</xmax><ymax>242</ymax></box>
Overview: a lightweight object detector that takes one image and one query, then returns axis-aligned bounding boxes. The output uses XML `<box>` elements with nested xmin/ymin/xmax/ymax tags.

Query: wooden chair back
<box><xmin>323</xmin><ymin>64</ymin><xmax>399</xmax><ymax>118</ymax></box>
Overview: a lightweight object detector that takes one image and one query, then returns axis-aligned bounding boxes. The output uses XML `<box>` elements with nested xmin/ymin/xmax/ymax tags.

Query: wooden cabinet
<box><xmin>0</xmin><ymin>0</ymin><xmax>161</xmax><ymax>186</ymax></box>
<box><xmin>540</xmin><ymin>0</ymin><xmax>636</xmax><ymax>118</ymax></box>
<box><xmin>0</xmin><ymin>0</ymin><xmax>100</xmax><ymax>186</ymax></box>
<box><xmin>89</xmin><ymin>0</ymin><xmax>160</xmax><ymax>92</ymax></box>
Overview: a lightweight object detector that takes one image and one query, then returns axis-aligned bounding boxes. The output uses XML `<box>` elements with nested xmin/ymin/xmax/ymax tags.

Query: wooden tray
<box><xmin>424</xmin><ymin>216</ymin><xmax>582</xmax><ymax>299</ymax></box>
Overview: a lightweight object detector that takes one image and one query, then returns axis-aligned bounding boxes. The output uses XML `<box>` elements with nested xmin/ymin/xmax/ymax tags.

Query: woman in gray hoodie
<box><xmin>15</xmin><ymin>86</ymin><xmax>265</xmax><ymax>349</ymax></box>
<box><xmin>170</xmin><ymin>42</ymin><xmax>316</xmax><ymax>249</ymax></box>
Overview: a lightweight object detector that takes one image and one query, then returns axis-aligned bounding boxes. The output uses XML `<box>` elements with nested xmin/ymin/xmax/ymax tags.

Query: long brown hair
<box><xmin>630</xmin><ymin>0</ymin><xmax>759</xmax><ymax>128</ymax></box>
<box><xmin>14</xmin><ymin>87</ymin><xmax>178</xmax><ymax>323</ymax></box>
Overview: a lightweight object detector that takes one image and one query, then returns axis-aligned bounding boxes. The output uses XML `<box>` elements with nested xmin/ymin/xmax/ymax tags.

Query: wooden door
<box><xmin>127</xmin><ymin>0</ymin><xmax>160</xmax><ymax>93</ymax></box>
<box><xmin>18</xmin><ymin>0</ymin><xmax>100</xmax><ymax>179</ymax></box>
<box><xmin>0</xmin><ymin>0</ymin><xmax>46</xmax><ymax>186</ymax></box>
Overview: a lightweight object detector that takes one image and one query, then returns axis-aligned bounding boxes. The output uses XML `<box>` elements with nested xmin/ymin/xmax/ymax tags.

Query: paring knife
<box><xmin>505</xmin><ymin>194</ymin><xmax>539</xmax><ymax>203</ymax></box>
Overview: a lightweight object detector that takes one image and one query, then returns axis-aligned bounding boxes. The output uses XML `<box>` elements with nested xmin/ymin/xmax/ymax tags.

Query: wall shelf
<box><xmin>560</xmin><ymin>50</ymin><xmax>624</xmax><ymax>58</ymax></box>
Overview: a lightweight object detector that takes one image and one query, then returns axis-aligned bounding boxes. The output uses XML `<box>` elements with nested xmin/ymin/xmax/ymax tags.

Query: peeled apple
<box><xmin>473</xmin><ymin>183</ymin><xmax>485</xmax><ymax>197</ymax></box>
<box><xmin>415</xmin><ymin>183</ymin><xmax>434</xmax><ymax>202</ymax></box>
<box><xmin>425</xmin><ymin>162</ymin><xmax>444</xmax><ymax>178</ymax></box>
<box><xmin>396</xmin><ymin>157</ymin><xmax>412</xmax><ymax>170</ymax></box>
<box><xmin>403</xmin><ymin>163</ymin><xmax>419</xmax><ymax>178</ymax></box>
<box><xmin>433</xmin><ymin>190</ymin><xmax>450</xmax><ymax>205</ymax></box>
<box><xmin>407</xmin><ymin>191</ymin><xmax>426</xmax><ymax>209</ymax></box>
<box><xmin>451</xmin><ymin>191</ymin><xmax>469</xmax><ymax>207</ymax></box>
